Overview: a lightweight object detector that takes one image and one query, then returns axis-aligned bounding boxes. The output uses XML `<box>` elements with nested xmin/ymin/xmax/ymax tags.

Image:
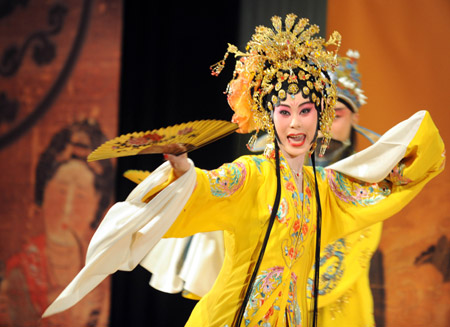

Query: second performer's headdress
<box><xmin>331</xmin><ymin>49</ymin><xmax>367</xmax><ymax>113</ymax></box>
<box><xmin>211</xmin><ymin>13</ymin><xmax>341</xmax><ymax>155</ymax></box>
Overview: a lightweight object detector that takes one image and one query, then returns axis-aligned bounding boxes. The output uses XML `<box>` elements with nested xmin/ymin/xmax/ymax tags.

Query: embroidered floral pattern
<box><xmin>206</xmin><ymin>162</ymin><xmax>246</xmax><ymax>197</ymax></box>
<box><xmin>244</xmin><ymin>267</ymin><xmax>302</xmax><ymax>327</ymax></box>
<box><xmin>316</xmin><ymin>166</ymin><xmax>326</xmax><ymax>181</ymax></box>
<box><xmin>269</xmin><ymin>197</ymin><xmax>290</xmax><ymax>227</ymax></box>
<box><xmin>326</xmin><ymin>169</ymin><xmax>391</xmax><ymax>206</ymax></box>
<box><xmin>328</xmin><ymin>289</ymin><xmax>353</xmax><ymax>320</ymax></box>
<box><xmin>242</xmin><ymin>151</ymin><xmax>309</xmax><ymax>326</ymax></box>
<box><xmin>277</xmin><ymin>155</ymin><xmax>313</xmax><ymax>267</ymax></box>
<box><xmin>388</xmin><ymin>161</ymin><xmax>412</xmax><ymax>185</ymax></box>
<box><xmin>252</xmin><ymin>156</ymin><xmax>267</xmax><ymax>173</ymax></box>
<box><xmin>307</xmin><ymin>238</ymin><xmax>346</xmax><ymax>298</ymax></box>
<box><xmin>286</xmin><ymin>273</ymin><xmax>302</xmax><ymax>327</ymax></box>
<box><xmin>244</xmin><ymin>266</ymin><xmax>284</xmax><ymax>327</ymax></box>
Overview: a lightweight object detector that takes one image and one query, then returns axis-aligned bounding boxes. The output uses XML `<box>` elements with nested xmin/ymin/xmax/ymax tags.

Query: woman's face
<box><xmin>42</xmin><ymin>160</ymin><xmax>99</xmax><ymax>246</ymax></box>
<box><xmin>273</xmin><ymin>92</ymin><xmax>318</xmax><ymax>160</ymax></box>
<box><xmin>330</xmin><ymin>101</ymin><xmax>359</xmax><ymax>142</ymax></box>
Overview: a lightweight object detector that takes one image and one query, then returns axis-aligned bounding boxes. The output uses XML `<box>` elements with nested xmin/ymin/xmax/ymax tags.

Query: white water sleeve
<box><xmin>42</xmin><ymin>159</ymin><xmax>196</xmax><ymax>317</ymax></box>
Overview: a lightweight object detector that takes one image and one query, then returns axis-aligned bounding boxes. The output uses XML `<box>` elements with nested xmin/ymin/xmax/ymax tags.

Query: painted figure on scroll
<box><xmin>42</xmin><ymin>14</ymin><xmax>445</xmax><ymax>327</ymax></box>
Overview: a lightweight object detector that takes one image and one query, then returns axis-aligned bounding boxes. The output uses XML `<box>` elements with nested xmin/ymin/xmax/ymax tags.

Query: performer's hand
<box><xmin>163</xmin><ymin>144</ymin><xmax>190</xmax><ymax>178</ymax></box>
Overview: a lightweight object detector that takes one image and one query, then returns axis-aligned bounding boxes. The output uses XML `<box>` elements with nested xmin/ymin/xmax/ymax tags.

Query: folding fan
<box><xmin>87</xmin><ymin>120</ymin><xmax>238</xmax><ymax>162</ymax></box>
<box><xmin>123</xmin><ymin>170</ymin><xmax>151</xmax><ymax>184</ymax></box>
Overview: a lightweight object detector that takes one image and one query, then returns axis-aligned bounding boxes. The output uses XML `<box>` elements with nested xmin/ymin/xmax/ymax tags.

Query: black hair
<box><xmin>337</xmin><ymin>97</ymin><xmax>355</xmax><ymax>114</ymax></box>
<box><xmin>35</xmin><ymin>120</ymin><xmax>114</xmax><ymax>229</ymax></box>
<box><xmin>263</xmin><ymin>67</ymin><xmax>324</xmax><ymax>114</ymax></box>
<box><xmin>264</xmin><ymin>67</ymin><xmax>323</xmax><ymax>150</ymax></box>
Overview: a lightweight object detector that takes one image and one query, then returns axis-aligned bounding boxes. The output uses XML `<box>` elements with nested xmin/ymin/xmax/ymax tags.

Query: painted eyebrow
<box><xmin>276</xmin><ymin>101</ymin><xmax>314</xmax><ymax>109</ymax></box>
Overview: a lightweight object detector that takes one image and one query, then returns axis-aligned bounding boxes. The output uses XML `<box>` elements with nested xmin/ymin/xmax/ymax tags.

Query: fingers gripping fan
<box><xmin>87</xmin><ymin>120</ymin><xmax>238</xmax><ymax>161</ymax></box>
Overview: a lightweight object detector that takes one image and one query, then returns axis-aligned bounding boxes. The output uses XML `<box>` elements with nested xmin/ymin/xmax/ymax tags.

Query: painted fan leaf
<box><xmin>88</xmin><ymin>120</ymin><xmax>238</xmax><ymax>161</ymax></box>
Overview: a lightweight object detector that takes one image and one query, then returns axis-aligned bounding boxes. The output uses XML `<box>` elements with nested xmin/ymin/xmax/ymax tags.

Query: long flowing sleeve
<box><xmin>43</xmin><ymin>154</ymin><xmax>268</xmax><ymax>318</ymax></box>
<box><xmin>320</xmin><ymin>110</ymin><xmax>445</xmax><ymax>244</ymax></box>
<box><xmin>43</xmin><ymin>159</ymin><xmax>197</xmax><ymax>317</ymax></box>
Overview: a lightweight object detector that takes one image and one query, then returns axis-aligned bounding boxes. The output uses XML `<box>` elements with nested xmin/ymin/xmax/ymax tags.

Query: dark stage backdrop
<box><xmin>112</xmin><ymin>1</ymin><xmax>329</xmax><ymax>326</ymax></box>
<box><xmin>111</xmin><ymin>3</ymin><xmax>241</xmax><ymax>326</ymax></box>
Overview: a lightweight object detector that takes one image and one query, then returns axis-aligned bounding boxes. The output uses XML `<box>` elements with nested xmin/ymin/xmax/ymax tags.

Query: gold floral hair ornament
<box><xmin>210</xmin><ymin>13</ymin><xmax>341</xmax><ymax>155</ymax></box>
<box><xmin>331</xmin><ymin>49</ymin><xmax>367</xmax><ymax>113</ymax></box>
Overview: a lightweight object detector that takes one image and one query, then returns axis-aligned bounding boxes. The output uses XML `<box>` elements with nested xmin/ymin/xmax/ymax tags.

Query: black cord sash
<box><xmin>311</xmin><ymin>153</ymin><xmax>323</xmax><ymax>327</ymax></box>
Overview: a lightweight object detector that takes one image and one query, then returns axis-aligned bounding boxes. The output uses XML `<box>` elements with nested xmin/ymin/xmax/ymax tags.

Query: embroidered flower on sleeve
<box><xmin>388</xmin><ymin>162</ymin><xmax>412</xmax><ymax>185</ymax></box>
<box><xmin>252</xmin><ymin>156</ymin><xmax>267</xmax><ymax>173</ymax></box>
<box><xmin>326</xmin><ymin>169</ymin><xmax>391</xmax><ymax>206</ymax></box>
<box><xmin>206</xmin><ymin>162</ymin><xmax>247</xmax><ymax>197</ymax></box>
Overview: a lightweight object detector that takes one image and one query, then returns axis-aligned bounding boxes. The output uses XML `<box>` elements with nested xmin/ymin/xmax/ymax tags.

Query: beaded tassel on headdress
<box><xmin>211</xmin><ymin>13</ymin><xmax>341</xmax><ymax>156</ymax></box>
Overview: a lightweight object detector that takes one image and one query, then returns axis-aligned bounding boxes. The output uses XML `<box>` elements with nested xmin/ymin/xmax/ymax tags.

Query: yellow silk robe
<box><xmin>163</xmin><ymin>111</ymin><xmax>444</xmax><ymax>327</ymax></box>
<box><xmin>307</xmin><ymin>222</ymin><xmax>382</xmax><ymax>327</ymax></box>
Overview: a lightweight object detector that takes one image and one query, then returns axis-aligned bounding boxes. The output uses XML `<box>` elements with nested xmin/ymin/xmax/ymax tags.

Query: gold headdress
<box><xmin>211</xmin><ymin>13</ymin><xmax>341</xmax><ymax>155</ymax></box>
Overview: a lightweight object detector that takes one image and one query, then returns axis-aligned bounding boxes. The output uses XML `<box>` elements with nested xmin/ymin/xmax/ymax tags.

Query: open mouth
<box><xmin>287</xmin><ymin>134</ymin><xmax>306</xmax><ymax>146</ymax></box>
